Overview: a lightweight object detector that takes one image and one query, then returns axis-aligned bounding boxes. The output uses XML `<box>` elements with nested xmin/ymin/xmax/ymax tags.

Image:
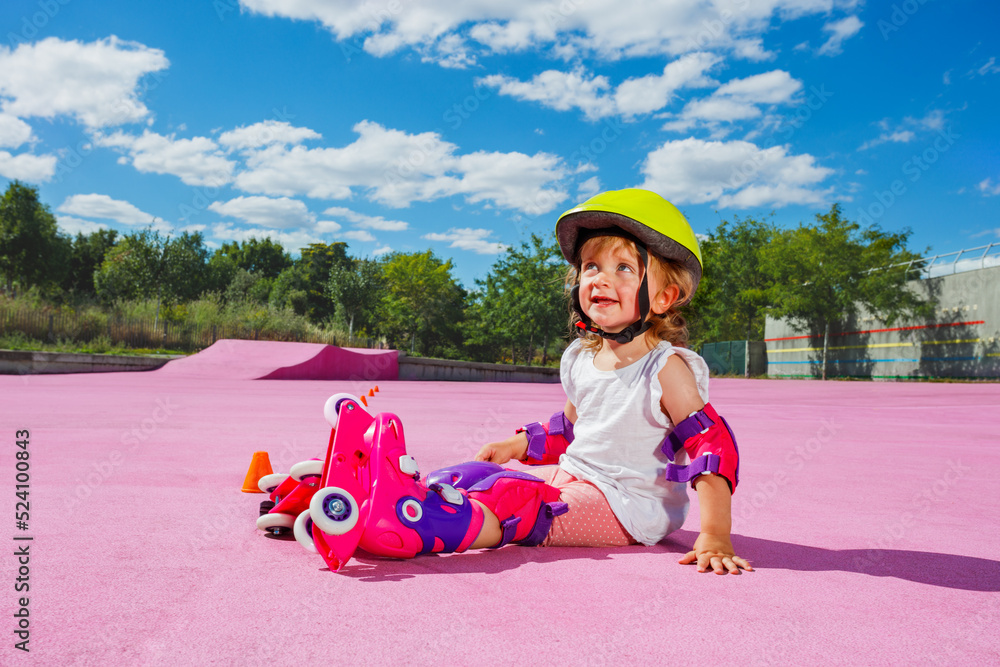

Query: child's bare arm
<box><xmin>658</xmin><ymin>356</ymin><xmax>752</xmax><ymax>574</ymax></box>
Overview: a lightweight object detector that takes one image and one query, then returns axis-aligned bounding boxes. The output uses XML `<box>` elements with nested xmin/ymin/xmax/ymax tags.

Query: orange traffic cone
<box><xmin>368</xmin><ymin>388</ymin><xmax>375</xmax><ymax>397</ymax></box>
<box><xmin>360</xmin><ymin>395</ymin><xmax>368</xmax><ymax>406</ymax></box>
<box><xmin>241</xmin><ymin>451</ymin><xmax>274</xmax><ymax>493</ymax></box>
<box><xmin>374</xmin><ymin>385</ymin><xmax>379</xmax><ymax>393</ymax></box>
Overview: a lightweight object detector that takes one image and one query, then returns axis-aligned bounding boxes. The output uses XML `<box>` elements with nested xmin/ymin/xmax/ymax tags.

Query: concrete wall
<box><xmin>0</xmin><ymin>350</ymin><xmax>176</xmax><ymax>375</ymax></box>
<box><xmin>0</xmin><ymin>348</ymin><xmax>561</xmax><ymax>382</ymax></box>
<box><xmin>398</xmin><ymin>354</ymin><xmax>560</xmax><ymax>383</ymax></box>
<box><xmin>764</xmin><ymin>265</ymin><xmax>1000</xmax><ymax>379</ymax></box>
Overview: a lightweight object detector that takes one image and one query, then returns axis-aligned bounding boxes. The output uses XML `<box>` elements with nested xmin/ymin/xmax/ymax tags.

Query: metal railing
<box><xmin>879</xmin><ymin>243</ymin><xmax>1000</xmax><ymax>280</ymax></box>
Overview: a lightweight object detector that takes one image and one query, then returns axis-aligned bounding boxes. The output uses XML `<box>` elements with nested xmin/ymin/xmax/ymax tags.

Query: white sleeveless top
<box><xmin>557</xmin><ymin>338</ymin><xmax>710</xmax><ymax>545</ymax></box>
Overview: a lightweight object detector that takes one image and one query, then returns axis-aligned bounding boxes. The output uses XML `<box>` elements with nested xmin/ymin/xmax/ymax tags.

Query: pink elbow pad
<box><xmin>661</xmin><ymin>403</ymin><xmax>739</xmax><ymax>493</ymax></box>
<box><xmin>517</xmin><ymin>411</ymin><xmax>574</xmax><ymax>465</ymax></box>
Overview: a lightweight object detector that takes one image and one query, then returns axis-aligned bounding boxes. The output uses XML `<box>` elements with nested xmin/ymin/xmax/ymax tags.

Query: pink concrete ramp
<box><xmin>157</xmin><ymin>339</ymin><xmax>398</xmax><ymax>380</ymax></box>
<box><xmin>1</xmin><ymin>364</ymin><xmax>998</xmax><ymax>664</ymax></box>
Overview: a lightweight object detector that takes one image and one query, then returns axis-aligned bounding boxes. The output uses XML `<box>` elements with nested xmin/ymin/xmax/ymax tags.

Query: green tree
<box><xmin>688</xmin><ymin>215</ymin><xmax>777</xmax><ymax>347</ymax></box>
<box><xmin>298</xmin><ymin>242</ymin><xmax>350</xmax><ymax>322</ymax></box>
<box><xmin>214</xmin><ymin>237</ymin><xmax>291</xmax><ymax>279</ymax></box>
<box><xmin>269</xmin><ymin>264</ymin><xmax>309</xmax><ymax>316</ymax></box>
<box><xmin>94</xmin><ymin>228</ymin><xmax>210</xmax><ymax>326</ymax></box>
<box><xmin>0</xmin><ymin>181</ymin><xmax>71</xmax><ymax>293</ymax></box>
<box><xmin>765</xmin><ymin>204</ymin><xmax>930</xmax><ymax>379</ymax></box>
<box><xmin>62</xmin><ymin>228</ymin><xmax>119</xmax><ymax>298</ymax></box>
<box><xmin>327</xmin><ymin>258</ymin><xmax>383</xmax><ymax>339</ymax></box>
<box><xmin>379</xmin><ymin>250</ymin><xmax>466</xmax><ymax>357</ymax></box>
<box><xmin>470</xmin><ymin>234</ymin><xmax>567</xmax><ymax>365</ymax></box>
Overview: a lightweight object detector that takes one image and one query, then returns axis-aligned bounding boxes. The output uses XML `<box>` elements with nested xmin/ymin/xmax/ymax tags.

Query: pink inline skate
<box><xmin>288</xmin><ymin>393</ymin><xmax>568</xmax><ymax>571</ymax></box>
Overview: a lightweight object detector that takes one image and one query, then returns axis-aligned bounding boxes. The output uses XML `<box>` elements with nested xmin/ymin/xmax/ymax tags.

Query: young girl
<box><xmin>282</xmin><ymin>188</ymin><xmax>748</xmax><ymax>574</ymax></box>
<box><xmin>474</xmin><ymin>188</ymin><xmax>751</xmax><ymax>575</ymax></box>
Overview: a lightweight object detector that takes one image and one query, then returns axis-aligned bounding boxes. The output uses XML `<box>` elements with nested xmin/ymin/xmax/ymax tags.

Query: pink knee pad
<box><xmin>466</xmin><ymin>470</ymin><xmax>568</xmax><ymax>547</ymax></box>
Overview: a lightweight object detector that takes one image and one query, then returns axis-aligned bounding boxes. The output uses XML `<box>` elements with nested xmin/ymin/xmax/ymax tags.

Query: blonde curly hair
<box><xmin>568</xmin><ymin>235</ymin><xmax>695</xmax><ymax>350</ymax></box>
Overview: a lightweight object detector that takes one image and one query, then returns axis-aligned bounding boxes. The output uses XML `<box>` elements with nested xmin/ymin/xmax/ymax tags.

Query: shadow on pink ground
<box><xmin>2</xmin><ymin>341</ymin><xmax>998</xmax><ymax>665</ymax></box>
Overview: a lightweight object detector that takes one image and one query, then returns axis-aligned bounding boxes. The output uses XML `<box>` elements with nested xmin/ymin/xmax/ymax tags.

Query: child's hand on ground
<box><xmin>679</xmin><ymin>532</ymin><xmax>753</xmax><ymax>575</ymax></box>
<box><xmin>474</xmin><ymin>432</ymin><xmax>528</xmax><ymax>464</ymax></box>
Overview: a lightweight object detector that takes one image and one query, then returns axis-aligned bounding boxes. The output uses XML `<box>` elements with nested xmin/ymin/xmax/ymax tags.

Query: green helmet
<box><xmin>555</xmin><ymin>188</ymin><xmax>702</xmax><ymax>297</ymax></box>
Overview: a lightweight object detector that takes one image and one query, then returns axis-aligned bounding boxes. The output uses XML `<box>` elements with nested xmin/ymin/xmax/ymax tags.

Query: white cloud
<box><xmin>452</xmin><ymin>150</ymin><xmax>567</xmax><ymax>214</ymax></box>
<box><xmin>239</xmin><ymin>0</ymin><xmax>846</xmax><ymax>66</ymax></box>
<box><xmin>58</xmin><ymin>193</ymin><xmax>158</xmax><ymax>226</ymax></box>
<box><xmin>0</xmin><ymin>113</ymin><xmax>33</xmax><ymax>149</ymax></box>
<box><xmin>639</xmin><ymin>137</ymin><xmax>833</xmax><ymax>209</ymax></box>
<box><xmin>818</xmin><ymin>16</ymin><xmax>863</xmax><ymax>56</ymax></box>
<box><xmin>577</xmin><ymin>176</ymin><xmax>601</xmax><ymax>199</ymax></box>
<box><xmin>860</xmin><ymin>111</ymin><xmax>946</xmax><ymax>150</ymax></box>
<box><xmin>372</xmin><ymin>244</ymin><xmax>393</xmax><ymax>256</ymax></box>
<box><xmin>732</xmin><ymin>38</ymin><xmax>774</xmax><ymax>62</ymax></box>
<box><xmin>423</xmin><ymin>227</ymin><xmax>508</xmax><ymax>254</ymax></box>
<box><xmin>978</xmin><ymin>178</ymin><xmax>1000</xmax><ymax>197</ymax></box>
<box><xmin>235</xmin><ymin>120</ymin><xmax>567</xmax><ymax>213</ymax></box>
<box><xmin>217</xmin><ymin>120</ymin><xmax>321</xmax><ymax>151</ymax></box>
<box><xmin>0</xmin><ymin>150</ymin><xmax>56</xmax><ymax>182</ymax></box>
<box><xmin>315</xmin><ymin>220</ymin><xmax>343</xmax><ymax>234</ymax></box>
<box><xmin>343</xmin><ymin>230</ymin><xmax>376</xmax><ymax>242</ymax></box>
<box><xmin>480</xmin><ymin>52</ymin><xmax>719</xmax><ymax>119</ymax></box>
<box><xmin>667</xmin><ymin>69</ymin><xmax>802</xmax><ymax>129</ymax></box>
<box><xmin>208</xmin><ymin>196</ymin><xmax>314</xmax><ymax>229</ymax></box>
<box><xmin>0</xmin><ymin>36</ymin><xmax>168</xmax><ymax>128</ymax></box>
<box><xmin>322</xmin><ymin>206</ymin><xmax>409</xmax><ymax>231</ymax></box>
<box><xmin>974</xmin><ymin>56</ymin><xmax>1000</xmax><ymax>77</ymax></box>
<box><xmin>93</xmin><ymin>129</ymin><xmax>235</xmax><ymax>186</ymax></box>
<box><xmin>57</xmin><ymin>215</ymin><xmax>110</xmax><ymax>236</ymax></box>
<box><xmin>480</xmin><ymin>69</ymin><xmax>615</xmax><ymax>120</ymax></box>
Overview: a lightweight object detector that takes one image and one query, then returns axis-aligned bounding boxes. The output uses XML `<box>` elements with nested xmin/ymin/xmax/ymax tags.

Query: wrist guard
<box><xmin>661</xmin><ymin>403</ymin><xmax>739</xmax><ymax>493</ymax></box>
<box><xmin>517</xmin><ymin>411</ymin><xmax>574</xmax><ymax>465</ymax></box>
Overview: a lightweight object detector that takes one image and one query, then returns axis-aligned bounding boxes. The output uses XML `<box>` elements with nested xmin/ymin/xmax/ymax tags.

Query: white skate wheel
<box><xmin>324</xmin><ymin>393</ymin><xmax>361</xmax><ymax>428</ymax></box>
<box><xmin>257</xmin><ymin>473</ymin><xmax>288</xmax><ymax>494</ymax></box>
<box><xmin>256</xmin><ymin>512</ymin><xmax>295</xmax><ymax>532</ymax></box>
<box><xmin>294</xmin><ymin>510</ymin><xmax>318</xmax><ymax>553</ymax></box>
<box><xmin>290</xmin><ymin>459</ymin><xmax>324</xmax><ymax>482</ymax></box>
<box><xmin>309</xmin><ymin>486</ymin><xmax>360</xmax><ymax>535</ymax></box>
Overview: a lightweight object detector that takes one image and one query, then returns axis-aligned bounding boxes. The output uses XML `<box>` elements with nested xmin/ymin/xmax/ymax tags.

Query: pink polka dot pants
<box><xmin>531</xmin><ymin>466</ymin><xmax>638</xmax><ymax>547</ymax></box>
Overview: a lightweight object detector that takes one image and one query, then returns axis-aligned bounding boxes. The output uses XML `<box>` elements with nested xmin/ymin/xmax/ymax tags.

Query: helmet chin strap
<box><xmin>572</xmin><ymin>244</ymin><xmax>652</xmax><ymax>345</ymax></box>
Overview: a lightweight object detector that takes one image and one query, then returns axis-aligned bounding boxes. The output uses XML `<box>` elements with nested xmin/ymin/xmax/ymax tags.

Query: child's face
<box><xmin>578</xmin><ymin>240</ymin><xmax>651</xmax><ymax>335</ymax></box>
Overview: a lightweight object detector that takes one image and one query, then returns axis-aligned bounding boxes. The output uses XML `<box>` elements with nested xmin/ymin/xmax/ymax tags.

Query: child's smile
<box><xmin>578</xmin><ymin>244</ymin><xmax>645</xmax><ymax>334</ymax></box>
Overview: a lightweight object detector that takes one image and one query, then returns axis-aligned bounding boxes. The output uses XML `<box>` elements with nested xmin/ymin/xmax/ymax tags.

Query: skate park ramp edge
<box><xmin>157</xmin><ymin>339</ymin><xmax>398</xmax><ymax>380</ymax></box>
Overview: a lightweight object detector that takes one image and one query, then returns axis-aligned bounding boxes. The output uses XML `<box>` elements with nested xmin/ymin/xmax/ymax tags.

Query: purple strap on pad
<box><xmin>660</xmin><ymin>409</ymin><xmax>716</xmax><ymax>460</ymax></box>
<box><xmin>664</xmin><ymin>453</ymin><xmax>721</xmax><ymax>484</ymax></box>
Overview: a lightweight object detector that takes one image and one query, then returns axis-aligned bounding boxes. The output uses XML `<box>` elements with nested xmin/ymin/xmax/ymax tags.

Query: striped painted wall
<box><xmin>764</xmin><ymin>265</ymin><xmax>1000</xmax><ymax>379</ymax></box>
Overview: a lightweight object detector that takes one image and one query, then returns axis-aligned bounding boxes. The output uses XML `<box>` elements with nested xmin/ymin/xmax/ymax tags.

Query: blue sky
<box><xmin>1</xmin><ymin>0</ymin><xmax>998</xmax><ymax>288</ymax></box>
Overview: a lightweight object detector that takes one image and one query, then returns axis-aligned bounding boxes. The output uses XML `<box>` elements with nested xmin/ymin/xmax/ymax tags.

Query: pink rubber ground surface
<box><xmin>1</xmin><ymin>342</ymin><xmax>998</xmax><ymax>665</ymax></box>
